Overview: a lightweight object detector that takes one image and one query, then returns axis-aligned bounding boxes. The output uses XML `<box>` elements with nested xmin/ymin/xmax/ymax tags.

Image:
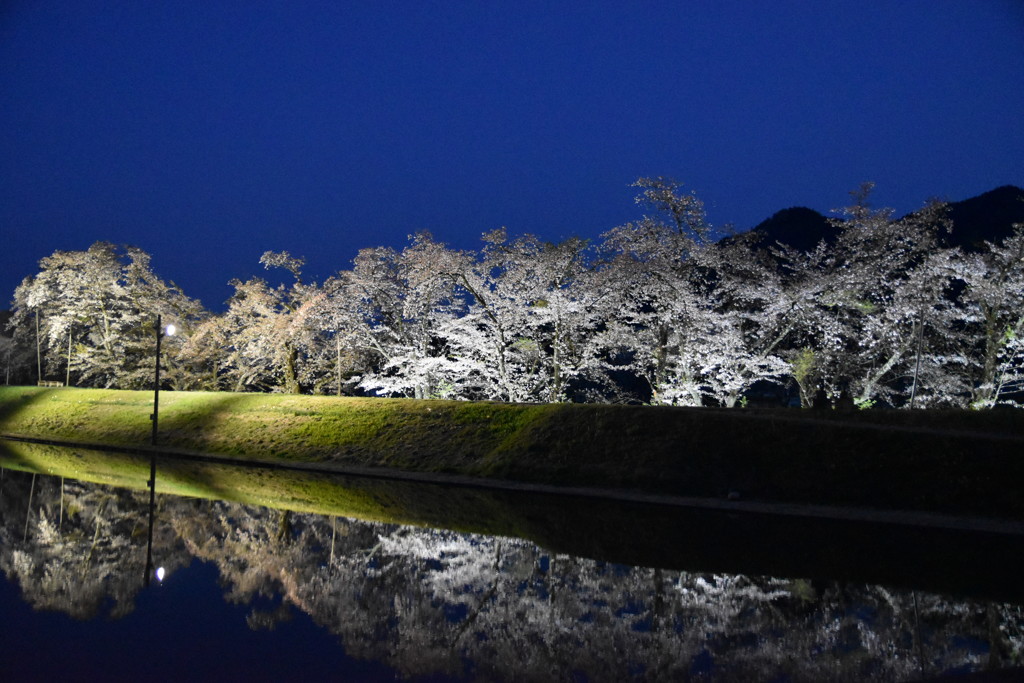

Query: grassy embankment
<box><xmin>1</xmin><ymin>385</ymin><xmax>1023</xmax><ymax>520</ymax></box>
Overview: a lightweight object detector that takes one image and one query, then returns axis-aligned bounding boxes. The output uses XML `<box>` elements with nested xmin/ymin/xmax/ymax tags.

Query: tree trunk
<box><xmin>551</xmin><ymin>316</ymin><xmax>562</xmax><ymax>402</ymax></box>
<box><xmin>283</xmin><ymin>344</ymin><xmax>300</xmax><ymax>394</ymax></box>
<box><xmin>336</xmin><ymin>335</ymin><xmax>342</xmax><ymax>396</ymax></box>
<box><xmin>974</xmin><ymin>308</ymin><xmax>1002</xmax><ymax>406</ymax></box>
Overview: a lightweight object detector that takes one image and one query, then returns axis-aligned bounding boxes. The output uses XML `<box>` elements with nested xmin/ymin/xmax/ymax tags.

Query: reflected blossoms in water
<box><xmin>1</xmin><ymin>469</ymin><xmax>1022</xmax><ymax>681</ymax></box>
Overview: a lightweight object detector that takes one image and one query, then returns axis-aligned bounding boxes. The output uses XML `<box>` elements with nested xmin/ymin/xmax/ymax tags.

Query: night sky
<box><xmin>3</xmin><ymin>1</ymin><xmax>1023</xmax><ymax>310</ymax></box>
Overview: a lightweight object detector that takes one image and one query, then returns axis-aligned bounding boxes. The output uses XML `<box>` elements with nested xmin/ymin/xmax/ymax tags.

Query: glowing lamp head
<box><xmin>165</xmin><ymin>324</ymin><xmax>176</xmax><ymax>337</ymax></box>
<box><xmin>156</xmin><ymin>567</ymin><xmax>166</xmax><ymax>582</ymax></box>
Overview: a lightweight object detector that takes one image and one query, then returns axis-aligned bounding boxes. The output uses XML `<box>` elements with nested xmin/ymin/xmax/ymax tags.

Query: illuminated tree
<box><xmin>8</xmin><ymin>242</ymin><xmax>204</xmax><ymax>388</ymax></box>
<box><xmin>774</xmin><ymin>187</ymin><xmax>961</xmax><ymax>407</ymax></box>
<box><xmin>596</xmin><ymin>179</ymin><xmax>789</xmax><ymax>406</ymax></box>
<box><xmin>216</xmin><ymin>251</ymin><xmax>322</xmax><ymax>393</ymax></box>
<box><xmin>446</xmin><ymin>230</ymin><xmax>609</xmax><ymax>402</ymax></box>
<box><xmin>351</xmin><ymin>234</ymin><xmax>471</xmax><ymax>399</ymax></box>
<box><xmin>956</xmin><ymin>224</ymin><xmax>1024</xmax><ymax>407</ymax></box>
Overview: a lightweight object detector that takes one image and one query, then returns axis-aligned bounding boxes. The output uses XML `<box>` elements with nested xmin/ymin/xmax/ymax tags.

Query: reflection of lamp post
<box><xmin>146</xmin><ymin>315</ymin><xmax>174</xmax><ymax>588</ymax></box>
<box><xmin>145</xmin><ymin>473</ymin><xmax>157</xmax><ymax>587</ymax></box>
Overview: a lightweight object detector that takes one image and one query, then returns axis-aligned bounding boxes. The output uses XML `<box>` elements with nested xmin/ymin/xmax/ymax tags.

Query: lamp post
<box><xmin>150</xmin><ymin>315</ymin><xmax>176</xmax><ymax>446</ymax></box>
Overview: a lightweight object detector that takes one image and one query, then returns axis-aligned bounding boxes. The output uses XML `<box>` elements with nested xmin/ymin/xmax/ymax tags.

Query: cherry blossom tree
<box><xmin>217</xmin><ymin>251</ymin><xmax>322</xmax><ymax>393</ymax></box>
<box><xmin>596</xmin><ymin>179</ymin><xmax>789</xmax><ymax>406</ymax></box>
<box><xmin>773</xmin><ymin>187</ymin><xmax>962</xmax><ymax>408</ymax></box>
<box><xmin>956</xmin><ymin>224</ymin><xmax>1024</xmax><ymax>407</ymax></box>
<box><xmin>351</xmin><ymin>234</ymin><xmax>471</xmax><ymax>399</ymax></box>
<box><xmin>596</xmin><ymin>183</ymin><xmax>716</xmax><ymax>405</ymax></box>
<box><xmin>8</xmin><ymin>242</ymin><xmax>205</xmax><ymax>389</ymax></box>
<box><xmin>446</xmin><ymin>230</ymin><xmax>610</xmax><ymax>402</ymax></box>
<box><xmin>298</xmin><ymin>272</ymin><xmax>376</xmax><ymax>396</ymax></box>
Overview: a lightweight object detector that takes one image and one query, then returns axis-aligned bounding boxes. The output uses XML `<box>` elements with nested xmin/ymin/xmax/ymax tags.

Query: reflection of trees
<box><xmin>169</xmin><ymin>499</ymin><xmax>326</xmax><ymax>625</ymax></box>
<box><xmin>2</xmin><ymin>471</ymin><xmax>1022</xmax><ymax>681</ymax></box>
<box><xmin>0</xmin><ymin>470</ymin><xmax>189</xmax><ymax>619</ymax></box>
<box><xmin>169</xmin><ymin>499</ymin><xmax>1024</xmax><ymax>682</ymax></box>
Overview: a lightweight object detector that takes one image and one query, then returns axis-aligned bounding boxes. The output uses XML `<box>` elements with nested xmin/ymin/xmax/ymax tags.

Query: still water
<box><xmin>1</xmin><ymin>456</ymin><xmax>1022</xmax><ymax>681</ymax></box>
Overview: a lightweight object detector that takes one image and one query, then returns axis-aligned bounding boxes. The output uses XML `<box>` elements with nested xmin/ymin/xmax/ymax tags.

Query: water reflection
<box><xmin>1</xmin><ymin>467</ymin><xmax>1022</xmax><ymax>681</ymax></box>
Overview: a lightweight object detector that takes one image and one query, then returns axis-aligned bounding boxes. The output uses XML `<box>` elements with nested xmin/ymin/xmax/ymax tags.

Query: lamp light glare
<box><xmin>156</xmin><ymin>567</ymin><xmax>166</xmax><ymax>582</ymax></box>
<box><xmin>165</xmin><ymin>324</ymin><xmax>176</xmax><ymax>336</ymax></box>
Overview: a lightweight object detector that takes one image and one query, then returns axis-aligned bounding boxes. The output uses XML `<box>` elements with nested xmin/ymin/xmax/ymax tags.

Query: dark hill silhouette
<box><xmin>942</xmin><ymin>185</ymin><xmax>1024</xmax><ymax>250</ymax></box>
<box><xmin>746</xmin><ymin>206</ymin><xmax>836</xmax><ymax>252</ymax></box>
<box><xmin>743</xmin><ymin>185</ymin><xmax>1024</xmax><ymax>252</ymax></box>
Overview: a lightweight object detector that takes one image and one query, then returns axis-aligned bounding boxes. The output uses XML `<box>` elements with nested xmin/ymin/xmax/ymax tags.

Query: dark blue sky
<box><xmin>3</xmin><ymin>1</ymin><xmax>1023</xmax><ymax>309</ymax></box>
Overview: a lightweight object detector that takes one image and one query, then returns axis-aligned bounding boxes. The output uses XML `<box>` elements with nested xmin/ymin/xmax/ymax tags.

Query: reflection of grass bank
<box><xmin>1</xmin><ymin>386</ymin><xmax>1024</xmax><ymax>519</ymax></box>
<box><xmin>0</xmin><ymin>439</ymin><xmax>531</xmax><ymax>536</ymax></box>
<box><xmin>4</xmin><ymin>439</ymin><xmax>1024</xmax><ymax>605</ymax></box>
<box><xmin>0</xmin><ymin>439</ymin><xmax>409</xmax><ymax>523</ymax></box>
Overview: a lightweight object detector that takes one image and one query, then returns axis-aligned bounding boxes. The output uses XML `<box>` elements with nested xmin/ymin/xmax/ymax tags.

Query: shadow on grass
<box><xmin>0</xmin><ymin>387</ymin><xmax>69</xmax><ymax>425</ymax></box>
<box><xmin>156</xmin><ymin>391</ymin><xmax>256</xmax><ymax>452</ymax></box>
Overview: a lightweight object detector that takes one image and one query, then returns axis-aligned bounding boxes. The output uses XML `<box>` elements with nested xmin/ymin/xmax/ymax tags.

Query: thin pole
<box><xmin>145</xmin><ymin>455</ymin><xmax>156</xmax><ymax>587</ymax></box>
<box><xmin>35</xmin><ymin>313</ymin><xmax>42</xmax><ymax>383</ymax></box>
<box><xmin>330</xmin><ymin>516</ymin><xmax>336</xmax><ymax>572</ymax></box>
<box><xmin>66</xmin><ymin>330</ymin><xmax>72</xmax><ymax>386</ymax></box>
<box><xmin>24</xmin><ymin>473</ymin><xmax>36</xmax><ymax>542</ymax></box>
<box><xmin>151</xmin><ymin>315</ymin><xmax>162</xmax><ymax>446</ymax></box>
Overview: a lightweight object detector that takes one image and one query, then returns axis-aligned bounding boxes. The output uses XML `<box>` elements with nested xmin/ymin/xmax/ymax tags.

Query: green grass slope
<box><xmin>1</xmin><ymin>386</ymin><xmax>1023</xmax><ymax>519</ymax></box>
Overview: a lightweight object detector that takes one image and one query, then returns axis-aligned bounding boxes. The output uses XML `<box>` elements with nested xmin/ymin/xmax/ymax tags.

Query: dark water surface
<box><xmin>1</xmin><ymin>452</ymin><xmax>1022</xmax><ymax>681</ymax></box>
